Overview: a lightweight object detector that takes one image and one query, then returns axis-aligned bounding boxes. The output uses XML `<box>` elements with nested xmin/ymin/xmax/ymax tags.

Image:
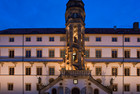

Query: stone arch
<box><xmin>96</xmin><ymin>78</ymin><xmax>102</xmax><ymax>84</ymax></box>
<box><xmin>94</xmin><ymin>89</ymin><xmax>99</xmax><ymax>94</ymax></box>
<box><xmin>81</xmin><ymin>87</ymin><xmax>86</xmax><ymax>94</ymax></box>
<box><xmin>71</xmin><ymin>87</ymin><xmax>80</xmax><ymax>94</ymax></box>
<box><xmin>49</xmin><ymin>78</ymin><xmax>54</xmax><ymax>83</ymax></box>
<box><xmin>88</xmin><ymin>87</ymin><xmax>93</xmax><ymax>94</ymax></box>
<box><xmin>58</xmin><ymin>87</ymin><xmax>63</xmax><ymax>94</ymax></box>
<box><xmin>52</xmin><ymin>88</ymin><xmax>57</xmax><ymax>94</ymax></box>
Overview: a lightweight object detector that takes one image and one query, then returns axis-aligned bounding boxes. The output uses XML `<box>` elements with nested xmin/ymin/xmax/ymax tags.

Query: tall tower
<box><xmin>65</xmin><ymin>0</ymin><xmax>86</xmax><ymax>70</ymax></box>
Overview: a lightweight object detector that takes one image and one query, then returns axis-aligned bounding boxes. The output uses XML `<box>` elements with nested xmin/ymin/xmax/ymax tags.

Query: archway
<box><xmin>72</xmin><ymin>88</ymin><xmax>80</xmax><ymax>94</ymax></box>
<box><xmin>94</xmin><ymin>89</ymin><xmax>99</xmax><ymax>94</ymax></box>
<box><xmin>52</xmin><ymin>88</ymin><xmax>57</xmax><ymax>94</ymax></box>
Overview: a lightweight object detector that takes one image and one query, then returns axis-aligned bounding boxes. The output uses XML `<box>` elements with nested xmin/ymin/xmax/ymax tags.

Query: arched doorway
<box><xmin>72</xmin><ymin>88</ymin><xmax>80</xmax><ymax>94</ymax></box>
<box><xmin>52</xmin><ymin>88</ymin><xmax>57</xmax><ymax>94</ymax></box>
<box><xmin>94</xmin><ymin>89</ymin><xmax>99</xmax><ymax>94</ymax></box>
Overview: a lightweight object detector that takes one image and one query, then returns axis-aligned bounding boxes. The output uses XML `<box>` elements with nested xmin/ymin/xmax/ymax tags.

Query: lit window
<box><xmin>137</xmin><ymin>51</ymin><xmax>140</xmax><ymax>58</ymax></box>
<box><xmin>73</xmin><ymin>79</ymin><xmax>78</xmax><ymax>85</ymax></box>
<box><xmin>49</xmin><ymin>37</ymin><xmax>54</xmax><ymax>42</ymax></box>
<box><xmin>60</xmin><ymin>49</ymin><xmax>66</xmax><ymax>58</ymax></box>
<box><xmin>137</xmin><ymin>68</ymin><xmax>140</xmax><ymax>76</ymax></box>
<box><xmin>137</xmin><ymin>84</ymin><xmax>140</xmax><ymax>92</ymax></box>
<box><xmin>8</xmin><ymin>83</ymin><xmax>13</xmax><ymax>91</ymax></box>
<box><xmin>9</xmin><ymin>37</ymin><xmax>14</xmax><ymax>42</ymax></box>
<box><xmin>112</xmin><ymin>50</ymin><xmax>117</xmax><ymax>58</ymax></box>
<box><xmin>26</xmin><ymin>67</ymin><xmax>31</xmax><ymax>75</ymax></box>
<box><xmin>124</xmin><ymin>84</ymin><xmax>130</xmax><ymax>91</ymax></box>
<box><xmin>96</xmin><ymin>67</ymin><xmax>102</xmax><ymax>76</ymax></box>
<box><xmin>137</xmin><ymin>38</ymin><xmax>140</xmax><ymax>42</ymax></box>
<box><xmin>37</xmin><ymin>50</ymin><xmax>42</xmax><ymax>58</ymax></box>
<box><xmin>85</xmin><ymin>37</ymin><xmax>89</xmax><ymax>41</ymax></box>
<box><xmin>37</xmin><ymin>37</ymin><xmax>42</xmax><ymax>42</ymax></box>
<box><xmin>96</xmin><ymin>50</ymin><xmax>101</xmax><ymax>58</ymax></box>
<box><xmin>26</xmin><ymin>37</ymin><xmax>31</xmax><ymax>42</ymax></box>
<box><xmin>85</xmin><ymin>49</ymin><xmax>89</xmax><ymax>58</ymax></box>
<box><xmin>25</xmin><ymin>83</ymin><xmax>31</xmax><ymax>91</ymax></box>
<box><xmin>60</xmin><ymin>37</ymin><xmax>66</xmax><ymax>41</ymax></box>
<box><xmin>112</xmin><ymin>37</ymin><xmax>117</xmax><ymax>42</ymax></box>
<box><xmin>112</xmin><ymin>68</ymin><xmax>118</xmax><ymax>76</ymax></box>
<box><xmin>96</xmin><ymin>37</ymin><xmax>101</xmax><ymax>42</ymax></box>
<box><xmin>9</xmin><ymin>50</ymin><xmax>14</xmax><ymax>58</ymax></box>
<box><xmin>26</xmin><ymin>50</ymin><xmax>31</xmax><ymax>58</ymax></box>
<box><xmin>113</xmin><ymin>84</ymin><xmax>118</xmax><ymax>92</ymax></box>
<box><xmin>125</xmin><ymin>37</ymin><xmax>130</xmax><ymax>42</ymax></box>
<box><xmin>9</xmin><ymin>67</ymin><xmax>14</xmax><ymax>75</ymax></box>
<box><xmin>49</xmin><ymin>67</ymin><xmax>55</xmax><ymax>75</ymax></box>
<box><xmin>49</xmin><ymin>50</ymin><xmax>55</xmax><ymax>58</ymax></box>
<box><xmin>124</xmin><ymin>50</ymin><xmax>130</xmax><ymax>58</ymax></box>
<box><xmin>36</xmin><ymin>67</ymin><xmax>42</xmax><ymax>75</ymax></box>
<box><xmin>124</xmin><ymin>68</ymin><xmax>130</xmax><ymax>76</ymax></box>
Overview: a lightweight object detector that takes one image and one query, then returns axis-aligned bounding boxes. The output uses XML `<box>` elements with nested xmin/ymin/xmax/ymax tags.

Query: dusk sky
<box><xmin>0</xmin><ymin>0</ymin><xmax>140</xmax><ymax>30</ymax></box>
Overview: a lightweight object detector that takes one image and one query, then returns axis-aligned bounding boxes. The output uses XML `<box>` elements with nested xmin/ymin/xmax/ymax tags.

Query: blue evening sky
<box><xmin>0</xmin><ymin>0</ymin><xmax>140</xmax><ymax>30</ymax></box>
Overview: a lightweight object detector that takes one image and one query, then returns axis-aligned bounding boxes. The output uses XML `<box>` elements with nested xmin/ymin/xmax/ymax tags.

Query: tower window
<box><xmin>112</xmin><ymin>37</ymin><xmax>117</xmax><ymax>42</ymax></box>
<box><xmin>8</xmin><ymin>83</ymin><xmax>14</xmax><ymax>91</ymax></box>
<box><xmin>37</xmin><ymin>37</ymin><xmax>42</xmax><ymax>42</ymax></box>
<box><xmin>9</xmin><ymin>37</ymin><xmax>14</xmax><ymax>42</ymax></box>
<box><xmin>125</xmin><ymin>37</ymin><xmax>130</xmax><ymax>42</ymax></box>
<box><xmin>49</xmin><ymin>37</ymin><xmax>54</xmax><ymax>42</ymax></box>
<box><xmin>96</xmin><ymin>37</ymin><xmax>101</xmax><ymax>42</ymax></box>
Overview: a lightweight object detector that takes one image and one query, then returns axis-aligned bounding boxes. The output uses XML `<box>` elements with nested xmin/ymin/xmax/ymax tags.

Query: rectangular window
<box><xmin>26</xmin><ymin>67</ymin><xmax>31</xmax><ymax>75</ymax></box>
<box><xmin>112</xmin><ymin>37</ymin><xmax>117</xmax><ymax>42</ymax></box>
<box><xmin>85</xmin><ymin>37</ymin><xmax>89</xmax><ymax>41</ymax></box>
<box><xmin>124</xmin><ymin>50</ymin><xmax>130</xmax><ymax>58</ymax></box>
<box><xmin>137</xmin><ymin>84</ymin><xmax>140</xmax><ymax>92</ymax></box>
<box><xmin>25</xmin><ymin>83</ymin><xmax>31</xmax><ymax>91</ymax></box>
<box><xmin>124</xmin><ymin>84</ymin><xmax>130</xmax><ymax>91</ymax></box>
<box><xmin>112</xmin><ymin>50</ymin><xmax>117</xmax><ymax>58</ymax></box>
<box><xmin>26</xmin><ymin>50</ymin><xmax>31</xmax><ymax>58</ymax></box>
<box><xmin>37</xmin><ymin>37</ymin><xmax>42</xmax><ymax>42</ymax></box>
<box><xmin>96</xmin><ymin>50</ymin><xmax>101</xmax><ymax>58</ymax></box>
<box><xmin>49</xmin><ymin>50</ymin><xmax>55</xmax><ymax>58</ymax></box>
<box><xmin>60</xmin><ymin>37</ymin><xmax>66</xmax><ymax>41</ymax></box>
<box><xmin>85</xmin><ymin>49</ymin><xmax>89</xmax><ymax>58</ymax></box>
<box><xmin>36</xmin><ymin>84</ymin><xmax>40</xmax><ymax>91</ymax></box>
<box><xmin>112</xmin><ymin>68</ymin><xmax>118</xmax><ymax>76</ymax></box>
<box><xmin>124</xmin><ymin>68</ymin><xmax>130</xmax><ymax>76</ymax></box>
<box><xmin>49</xmin><ymin>67</ymin><xmax>55</xmax><ymax>75</ymax></box>
<box><xmin>96</xmin><ymin>37</ymin><xmax>101</xmax><ymax>42</ymax></box>
<box><xmin>26</xmin><ymin>37</ymin><xmax>31</xmax><ymax>42</ymax></box>
<box><xmin>125</xmin><ymin>37</ymin><xmax>130</xmax><ymax>42</ymax></box>
<box><xmin>137</xmin><ymin>51</ymin><xmax>140</xmax><ymax>58</ymax></box>
<box><xmin>9</xmin><ymin>50</ymin><xmax>14</xmax><ymax>58</ymax></box>
<box><xmin>113</xmin><ymin>84</ymin><xmax>118</xmax><ymax>92</ymax></box>
<box><xmin>9</xmin><ymin>37</ymin><xmax>14</xmax><ymax>42</ymax></box>
<box><xmin>49</xmin><ymin>37</ymin><xmax>54</xmax><ymax>42</ymax></box>
<box><xmin>96</xmin><ymin>67</ymin><xmax>102</xmax><ymax>76</ymax></box>
<box><xmin>36</xmin><ymin>67</ymin><xmax>42</xmax><ymax>75</ymax></box>
<box><xmin>137</xmin><ymin>68</ymin><xmax>140</xmax><ymax>76</ymax></box>
<box><xmin>9</xmin><ymin>67</ymin><xmax>14</xmax><ymax>75</ymax></box>
<box><xmin>8</xmin><ymin>83</ymin><xmax>13</xmax><ymax>91</ymax></box>
<box><xmin>137</xmin><ymin>38</ymin><xmax>140</xmax><ymax>42</ymax></box>
<box><xmin>60</xmin><ymin>49</ymin><xmax>66</xmax><ymax>58</ymax></box>
<box><xmin>37</xmin><ymin>50</ymin><xmax>42</xmax><ymax>58</ymax></box>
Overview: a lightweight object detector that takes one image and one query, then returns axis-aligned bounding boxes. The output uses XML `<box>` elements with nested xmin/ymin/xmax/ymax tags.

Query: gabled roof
<box><xmin>0</xmin><ymin>28</ymin><xmax>140</xmax><ymax>35</ymax></box>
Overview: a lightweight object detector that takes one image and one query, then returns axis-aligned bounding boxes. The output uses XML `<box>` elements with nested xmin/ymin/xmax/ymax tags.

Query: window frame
<box><xmin>26</xmin><ymin>37</ymin><xmax>31</xmax><ymax>42</ymax></box>
<box><xmin>95</xmin><ymin>49</ymin><xmax>102</xmax><ymax>58</ymax></box>
<box><xmin>25</xmin><ymin>83</ymin><xmax>31</xmax><ymax>91</ymax></box>
<box><xmin>49</xmin><ymin>37</ymin><xmax>54</xmax><ymax>42</ymax></box>
<box><xmin>9</xmin><ymin>49</ymin><xmax>14</xmax><ymax>58</ymax></box>
<box><xmin>36</xmin><ymin>37</ymin><xmax>42</xmax><ymax>42</ymax></box>
<box><xmin>112</xmin><ymin>49</ymin><xmax>118</xmax><ymax>58</ymax></box>
<box><xmin>49</xmin><ymin>67</ymin><xmax>55</xmax><ymax>75</ymax></box>
<box><xmin>125</xmin><ymin>37</ymin><xmax>130</xmax><ymax>42</ymax></box>
<box><xmin>124</xmin><ymin>67</ymin><xmax>130</xmax><ymax>76</ymax></box>
<box><xmin>112</xmin><ymin>37</ymin><xmax>117</xmax><ymax>42</ymax></box>
<box><xmin>124</xmin><ymin>50</ymin><xmax>130</xmax><ymax>58</ymax></box>
<box><xmin>36</xmin><ymin>49</ymin><xmax>42</xmax><ymax>58</ymax></box>
<box><xmin>9</xmin><ymin>37</ymin><xmax>14</xmax><ymax>42</ymax></box>
<box><xmin>49</xmin><ymin>49</ymin><xmax>55</xmax><ymax>58</ymax></box>
<box><xmin>96</xmin><ymin>37</ymin><xmax>101</xmax><ymax>42</ymax></box>
<box><xmin>124</xmin><ymin>84</ymin><xmax>130</xmax><ymax>92</ymax></box>
<box><xmin>36</xmin><ymin>67</ymin><xmax>42</xmax><ymax>75</ymax></box>
<box><xmin>60</xmin><ymin>49</ymin><xmax>66</xmax><ymax>58</ymax></box>
<box><xmin>9</xmin><ymin>67</ymin><xmax>14</xmax><ymax>75</ymax></box>
<box><xmin>25</xmin><ymin>67</ymin><xmax>31</xmax><ymax>75</ymax></box>
<box><xmin>8</xmin><ymin>83</ymin><xmax>14</xmax><ymax>91</ymax></box>
<box><xmin>95</xmin><ymin>67</ymin><xmax>102</xmax><ymax>76</ymax></box>
<box><xmin>112</xmin><ymin>67</ymin><xmax>118</xmax><ymax>76</ymax></box>
<box><xmin>25</xmin><ymin>49</ymin><xmax>31</xmax><ymax>58</ymax></box>
<box><xmin>85</xmin><ymin>49</ymin><xmax>90</xmax><ymax>58</ymax></box>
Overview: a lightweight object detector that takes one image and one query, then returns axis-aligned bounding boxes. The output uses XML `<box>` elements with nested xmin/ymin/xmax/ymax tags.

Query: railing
<box><xmin>60</xmin><ymin>70</ymin><xmax>91</xmax><ymax>76</ymax></box>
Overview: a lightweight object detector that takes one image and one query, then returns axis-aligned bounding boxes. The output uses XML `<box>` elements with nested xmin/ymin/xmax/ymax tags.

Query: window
<box><xmin>26</xmin><ymin>50</ymin><xmax>31</xmax><ymax>58</ymax></box>
<box><xmin>49</xmin><ymin>50</ymin><xmax>55</xmax><ymax>58</ymax></box>
<box><xmin>49</xmin><ymin>67</ymin><xmax>55</xmax><ymax>75</ymax></box>
<box><xmin>137</xmin><ymin>84</ymin><xmax>140</xmax><ymax>92</ymax></box>
<box><xmin>8</xmin><ymin>83</ymin><xmax>13</xmax><ymax>91</ymax></box>
<box><xmin>124</xmin><ymin>68</ymin><xmax>130</xmax><ymax>76</ymax></box>
<box><xmin>60</xmin><ymin>37</ymin><xmax>66</xmax><ymax>41</ymax></box>
<box><xmin>124</xmin><ymin>84</ymin><xmax>130</xmax><ymax>91</ymax></box>
<box><xmin>36</xmin><ymin>67</ymin><xmax>42</xmax><ymax>75</ymax></box>
<box><xmin>112</xmin><ymin>68</ymin><xmax>118</xmax><ymax>76</ymax></box>
<box><xmin>25</xmin><ymin>83</ymin><xmax>31</xmax><ymax>91</ymax></box>
<box><xmin>9</xmin><ymin>67</ymin><xmax>14</xmax><ymax>75</ymax></box>
<box><xmin>96</xmin><ymin>50</ymin><xmax>101</xmax><ymax>58</ymax></box>
<box><xmin>85</xmin><ymin>37</ymin><xmax>89</xmax><ymax>41</ymax></box>
<box><xmin>49</xmin><ymin>37</ymin><xmax>54</xmax><ymax>42</ymax></box>
<box><xmin>112</xmin><ymin>50</ymin><xmax>117</xmax><ymax>58</ymax></box>
<box><xmin>96</xmin><ymin>67</ymin><xmax>102</xmax><ymax>75</ymax></box>
<box><xmin>26</xmin><ymin>67</ymin><xmax>31</xmax><ymax>75</ymax></box>
<box><xmin>9</xmin><ymin>37</ymin><xmax>14</xmax><ymax>42</ymax></box>
<box><xmin>9</xmin><ymin>50</ymin><xmax>14</xmax><ymax>58</ymax></box>
<box><xmin>112</xmin><ymin>37</ymin><xmax>117</xmax><ymax>42</ymax></box>
<box><xmin>85</xmin><ymin>49</ymin><xmax>89</xmax><ymax>58</ymax></box>
<box><xmin>125</xmin><ymin>37</ymin><xmax>130</xmax><ymax>42</ymax></box>
<box><xmin>137</xmin><ymin>68</ymin><xmax>140</xmax><ymax>76</ymax></box>
<box><xmin>36</xmin><ymin>84</ymin><xmax>40</xmax><ymax>91</ymax></box>
<box><xmin>96</xmin><ymin>37</ymin><xmax>101</xmax><ymax>42</ymax></box>
<box><xmin>37</xmin><ymin>50</ymin><xmax>42</xmax><ymax>58</ymax></box>
<box><xmin>125</xmin><ymin>50</ymin><xmax>130</xmax><ymax>58</ymax></box>
<box><xmin>60</xmin><ymin>49</ymin><xmax>66</xmax><ymax>58</ymax></box>
<box><xmin>37</xmin><ymin>37</ymin><xmax>42</xmax><ymax>42</ymax></box>
<box><xmin>137</xmin><ymin>38</ymin><xmax>140</xmax><ymax>42</ymax></box>
<box><xmin>113</xmin><ymin>84</ymin><xmax>118</xmax><ymax>92</ymax></box>
<box><xmin>137</xmin><ymin>51</ymin><xmax>140</xmax><ymax>58</ymax></box>
<box><xmin>26</xmin><ymin>37</ymin><xmax>31</xmax><ymax>42</ymax></box>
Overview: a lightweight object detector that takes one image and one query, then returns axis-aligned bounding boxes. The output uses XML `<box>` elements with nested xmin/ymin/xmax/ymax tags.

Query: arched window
<box><xmin>72</xmin><ymin>88</ymin><xmax>80</xmax><ymax>94</ymax></box>
<box><xmin>94</xmin><ymin>89</ymin><xmax>99</xmax><ymax>94</ymax></box>
<box><xmin>52</xmin><ymin>88</ymin><xmax>57</xmax><ymax>94</ymax></box>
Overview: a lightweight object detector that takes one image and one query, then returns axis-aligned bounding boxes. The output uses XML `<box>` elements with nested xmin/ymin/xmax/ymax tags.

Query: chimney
<box><xmin>133</xmin><ymin>22</ymin><xmax>139</xmax><ymax>31</ymax></box>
